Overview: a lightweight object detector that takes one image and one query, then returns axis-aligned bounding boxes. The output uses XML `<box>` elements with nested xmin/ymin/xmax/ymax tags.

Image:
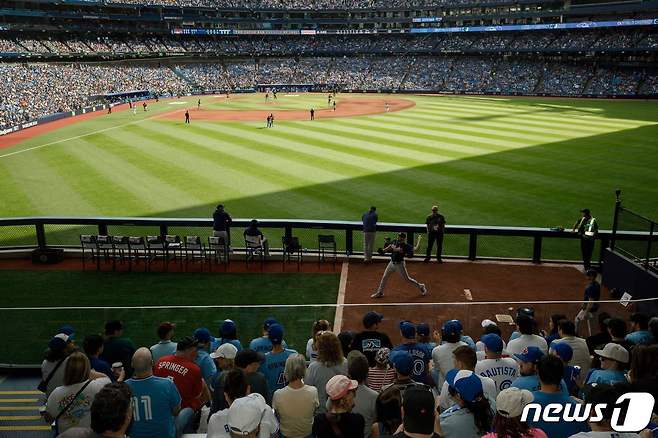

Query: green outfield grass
<box><xmin>0</xmin><ymin>270</ymin><xmax>339</xmax><ymax>364</ymax></box>
<box><xmin>1</xmin><ymin>93</ymin><xmax>658</xmax><ymax>259</ymax></box>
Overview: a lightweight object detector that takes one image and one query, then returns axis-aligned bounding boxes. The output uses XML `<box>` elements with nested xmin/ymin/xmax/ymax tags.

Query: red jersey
<box><xmin>154</xmin><ymin>355</ymin><xmax>203</xmax><ymax>410</ymax></box>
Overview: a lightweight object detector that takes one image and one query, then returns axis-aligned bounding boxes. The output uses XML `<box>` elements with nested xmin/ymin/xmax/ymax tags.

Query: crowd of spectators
<box><xmin>40</xmin><ymin>304</ymin><xmax>658</xmax><ymax>438</ymax></box>
<box><xmin>2</xmin><ymin>29</ymin><xmax>657</xmax><ymax>58</ymax></box>
<box><xmin>1</xmin><ymin>57</ymin><xmax>656</xmax><ymax>130</ymax></box>
<box><xmin>93</xmin><ymin>0</ymin><xmax>527</xmax><ymax>8</ymax></box>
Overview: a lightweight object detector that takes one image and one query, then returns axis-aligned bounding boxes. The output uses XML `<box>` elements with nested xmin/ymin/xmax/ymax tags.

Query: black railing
<box><xmin>611</xmin><ymin>190</ymin><xmax>658</xmax><ymax>273</ymax></box>
<box><xmin>2</xmin><ymin>216</ymin><xmax>658</xmax><ymax>263</ymax></box>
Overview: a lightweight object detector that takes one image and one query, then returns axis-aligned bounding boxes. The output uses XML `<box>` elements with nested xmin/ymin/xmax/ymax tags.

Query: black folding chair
<box><xmin>282</xmin><ymin>236</ymin><xmax>302</xmax><ymax>270</ymax></box>
<box><xmin>80</xmin><ymin>234</ymin><xmax>97</xmax><ymax>270</ymax></box>
<box><xmin>165</xmin><ymin>235</ymin><xmax>183</xmax><ymax>266</ymax></box>
<box><xmin>111</xmin><ymin>236</ymin><xmax>130</xmax><ymax>271</ymax></box>
<box><xmin>245</xmin><ymin>235</ymin><xmax>265</xmax><ymax>268</ymax></box>
<box><xmin>318</xmin><ymin>234</ymin><xmax>337</xmax><ymax>267</ymax></box>
<box><xmin>184</xmin><ymin>236</ymin><xmax>205</xmax><ymax>271</ymax></box>
<box><xmin>128</xmin><ymin>236</ymin><xmax>148</xmax><ymax>271</ymax></box>
<box><xmin>96</xmin><ymin>235</ymin><xmax>114</xmax><ymax>270</ymax></box>
<box><xmin>147</xmin><ymin>235</ymin><xmax>167</xmax><ymax>271</ymax></box>
<box><xmin>208</xmin><ymin>236</ymin><xmax>229</xmax><ymax>270</ymax></box>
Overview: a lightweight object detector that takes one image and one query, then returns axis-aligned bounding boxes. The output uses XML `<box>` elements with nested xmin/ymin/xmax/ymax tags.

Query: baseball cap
<box><xmin>104</xmin><ymin>320</ymin><xmax>124</xmax><ymax>335</ymax></box>
<box><xmin>263</xmin><ymin>317</ymin><xmax>278</xmax><ymax>331</ymax></box>
<box><xmin>399</xmin><ymin>321</ymin><xmax>416</xmax><ymax>339</ymax></box>
<box><xmin>363</xmin><ymin>311</ymin><xmax>384</xmax><ymax>328</ymax></box>
<box><xmin>550</xmin><ymin>341</ymin><xmax>573</xmax><ymax>362</ymax></box>
<box><xmin>326</xmin><ymin>375</ymin><xmax>358</xmax><ymax>401</ymax></box>
<box><xmin>235</xmin><ymin>349</ymin><xmax>265</xmax><ymax>368</ymax></box>
<box><xmin>481</xmin><ymin>334</ymin><xmax>504</xmax><ymax>353</ymax></box>
<box><xmin>390</xmin><ymin>351</ymin><xmax>414</xmax><ymax>375</ymax></box>
<box><xmin>446</xmin><ymin>369</ymin><xmax>483</xmax><ymax>403</ymax></box>
<box><xmin>221</xmin><ymin>319</ymin><xmax>237</xmax><ymax>338</ymax></box>
<box><xmin>442</xmin><ymin>319</ymin><xmax>462</xmax><ymax>336</ymax></box>
<box><xmin>268</xmin><ymin>323</ymin><xmax>284</xmax><ymax>344</ymax></box>
<box><xmin>157</xmin><ymin>322</ymin><xmax>176</xmax><ymax>339</ymax></box>
<box><xmin>594</xmin><ymin>343</ymin><xmax>629</xmax><ymax>364</ymax></box>
<box><xmin>581</xmin><ymin>208</ymin><xmax>591</xmax><ymax>215</ymax></box>
<box><xmin>516</xmin><ymin>307</ymin><xmax>535</xmax><ymax>318</ymax></box>
<box><xmin>227</xmin><ymin>393</ymin><xmax>268</xmax><ymax>435</ymax></box>
<box><xmin>48</xmin><ymin>333</ymin><xmax>70</xmax><ymax>351</ymax></box>
<box><xmin>416</xmin><ymin>323</ymin><xmax>430</xmax><ymax>337</ymax></box>
<box><xmin>193</xmin><ymin>328</ymin><xmax>212</xmax><ymax>344</ymax></box>
<box><xmin>375</xmin><ymin>348</ymin><xmax>391</xmax><ymax>366</ymax></box>
<box><xmin>496</xmin><ymin>387</ymin><xmax>534</xmax><ymax>418</ymax></box>
<box><xmin>514</xmin><ymin>346</ymin><xmax>544</xmax><ymax>364</ymax></box>
<box><xmin>402</xmin><ymin>386</ymin><xmax>435</xmax><ymax>434</ymax></box>
<box><xmin>481</xmin><ymin>319</ymin><xmax>497</xmax><ymax>328</ymax></box>
<box><xmin>176</xmin><ymin>336</ymin><xmax>199</xmax><ymax>351</ymax></box>
<box><xmin>210</xmin><ymin>343</ymin><xmax>238</xmax><ymax>360</ymax></box>
<box><xmin>58</xmin><ymin>325</ymin><xmax>75</xmax><ymax>338</ymax></box>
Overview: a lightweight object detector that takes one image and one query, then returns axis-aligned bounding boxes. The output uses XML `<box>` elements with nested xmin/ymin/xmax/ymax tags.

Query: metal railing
<box><xmin>2</xmin><ymin>216</ymin><xmax>657</xmax><ymax>263</ymax></box>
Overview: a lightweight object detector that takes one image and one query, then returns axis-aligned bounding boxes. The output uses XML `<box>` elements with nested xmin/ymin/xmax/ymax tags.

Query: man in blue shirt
<box><xmin>249</xmin><ymin>317</ymin><xmax>287</xmax><ymax>354</ymax></box>
<box><xmin>150</xmin><ymin>322</ymin><xmax>177</xmax><ymax>363</ymax></box>
<box><xmin>392</xmin><ymin>321</ymin><xmax>432</xmax><ymax>385</ymax></box>
<box><xmin>193</xmin><ymin>327</ymin><xmax>217</xmax><ymax>387</ymax></box>
<box><xmin>210</xmin><ymin>319</ymin><xmax>243</xmax><ymax>353</ymax></box>
<box><xmin>362</xmin><ymin>206</ymin><xmax>378</xmax><ymax>262</ymax></box>
<box><xmin>212</xmin><ymin>204</ymin><xmax>232</xmax><ymax>245</ymax></box>
<box><xmin>371</xmin><ymin>232</ymin><xmax>426</xmax><ymax>298</ymax></box>
<box><xmin>575</xmin><ymin>270</ymin><xmax>600</xmax><ymax>337</ymax></box>
<box><xmin>549</xmin><ymin>341</ymin><xmax>580</xmax><ymax>395</ymax></box>
<box><xmin>258</xmin><ymin>324</ymin><xmax>297</xmax><ymax>400</ymax></box>
<box><xmin>585</xmin><ymin>343</ymin><xmax>629</xmax><ymax>385</ymax></box>
<box><xmin>528</xmin><ymin>355</ymin><xmax>589</xmax><ymax>438</ymax></box>
<box><xmin>83</xmin><ymin>334</ymin><xmax>115</xmax><ymax>381</ymax></box>
<box><xmin>512</xmin><ymin>346</ymin><xmax>569</xmax><ymax>394</ymax></box>
<box><xmin>126</xmin><ymin>347</ymin><xmax>181</xmax><ymax>438</ymax></box>
<box><xmin>626</xmin><ymin>313</ymin><xmax>655</xmax><ymax>346</ymax></box>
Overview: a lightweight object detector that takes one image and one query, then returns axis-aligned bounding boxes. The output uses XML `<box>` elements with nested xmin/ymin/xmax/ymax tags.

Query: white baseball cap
<box><xmin>496</xmin><ymin>387</ymin><xmax>534</xmax><ymax>418</ymax></box>
<box><xmin>594</xmin><ymin>343</ymin><xmax>629</xmax><ymax>364</ymax></box>
<box><xmin>210</xmin><ymin>343</ymin><xmax>238</xmax><ymax>360</ymax></box>
<box><xmin>227</xmin><ymin>393</ymin><xmax>267</xmax><ymax>435</ymax></box>
<box><xmin>481</xmin><ymin>319</ymin><xmax>497</xmax><ymax>328</ymax></box>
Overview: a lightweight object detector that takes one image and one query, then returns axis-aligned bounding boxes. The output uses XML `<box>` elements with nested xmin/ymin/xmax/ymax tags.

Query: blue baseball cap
<box><xmin>390</xmin><ymin>351</ymin><xmax>414</xmax><ymax>376</ymax></box>
<box><xmin>446</xmin><ymin>369</ymin><xmax>483</xmax><ymax>403</ymax></box>
<box><xmin>514</xmin><ymin>346</ymin><xmax>544</xmax><ymax>364</ymax></box>
<box><xmin>550</xmin><ymin>341</ymin><xmax>573</xmax><ymax>362</ymax></box>
<box><xmin>193</xmin><ymin>327</ymin><xmax>212</xmax><ymax>344</ymax></box>
<box><xmin>263</xmin><ymin>317</ymin><xmax>278</xmax><ymax>331</ymax></box>
<box><xmin>399</xmin><ymin>321</ymin><xmax>416</xmax><ymax>339</ymax></box>
<box><xmin>417</xmin><ymin>323</ymin><xmax>430</xmax><ymax>337</ymax></box>
<box><xmin>443</xmin><ymin>319</ymin><xmax>462</xmax><ymax>336</ymax></box>
<box><xmin>481</xmin><ymin>334</ymin><xmax>504</xmax><ymax>353</ymax></box>
<box><xmin>268</xmin><ymin>323</ymin><xmax>284</xmax><ymax>344</ymax></box>
<box><xmin>58</xmin><ymin>325</ymin><xmax>75</xmax><ymax>338</ymax></box>
<box><xmin>221</xmin><ymin>319</ymin><xmax>237</xmax><ymax>338</ymax></box>
<box><xmin>363</xmin><ymin>311</ymin><xmax>384</xmax><ymax>328</ymax></box>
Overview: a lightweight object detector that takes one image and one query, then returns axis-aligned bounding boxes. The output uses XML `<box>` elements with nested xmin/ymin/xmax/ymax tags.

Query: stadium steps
<box><xmin>582</xmin><ymin>66</ymin><xmax>598</xmax><ymax>94</ymax></box>
<box><xmin>0</xmin><ymin>375</ymin><xmax>50</xmax><ymax>437</ymax></box>
<box><xmin>532</xmin><ymin>68</ymin><xmax>545</xmax><ymax>94</ymax></box>
<box><xmin>170</xmin><ymin>66</ymin><xmax>201</xmax><ymax>90</ymax></box>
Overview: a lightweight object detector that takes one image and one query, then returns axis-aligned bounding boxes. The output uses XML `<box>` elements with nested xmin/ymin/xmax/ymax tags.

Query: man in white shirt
<box><xmin>553</xmin><ymin>319</ymin><xmax>591</xmax><ymax>385</ymax></box>
<box><xmin>506</xmin><ymin>315</ymin><xmax>547</xmax><ymax>355</ymax></box>
<box><xmin>438</xmin><ymin>345</ymin><xmax>497</xmax><ymax>410</ymax></box>
<box><xmin>207</xmin><ymin>369</ymin><xmax>279</xmax><ymax>438</ymax></box>
<box><xmin>474</xmin><ymin>334</ymin><xmax>518</xmax><ymax>395</ymax></box>
<box><xmin>431</xmin><ymin>320</ymin><xmax>467</xmax><ymax>387</ymax></box>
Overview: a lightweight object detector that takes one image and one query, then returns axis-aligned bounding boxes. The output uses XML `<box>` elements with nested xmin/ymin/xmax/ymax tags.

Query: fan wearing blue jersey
<box><xmin>125</xmin><ymin>348</ymin><xmax>181</xmax><ymax>438</ymax></box>
<box><xmin>193</xmin><ymin>328</ymin><xmax>218</xmax><ymax>387</ymax></box>
<box><xmin>392</xmin><ymin>321</ymin><xmax>432</xmax><ymax>385</ymax></box>
<box><xmin>258</xmin><ymin>324</ymin><xmax>297</xmax><ymax>400</ymax></box>
<box><xmin>249</xmin><ymin>317</ymin><xmax>288</xmax><ymax>354</ymax></box>
<box><xmin>210</xmin><ymin>319</ymin><xmax>243</xmax><ymax>353</ymax></box>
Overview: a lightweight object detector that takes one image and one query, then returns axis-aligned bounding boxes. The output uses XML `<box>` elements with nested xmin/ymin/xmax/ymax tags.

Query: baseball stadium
<box><xmin>1</xmin><ymin>0</ymin><xmax>658</xmax><ymax>436</ymax></box>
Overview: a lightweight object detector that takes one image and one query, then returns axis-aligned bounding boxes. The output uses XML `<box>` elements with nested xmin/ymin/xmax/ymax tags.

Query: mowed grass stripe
<box><xmin>69</xmin><ymin>134</ymin><xmax>203</xmax><ymax>211</ymax></box>
<box><xmin>3</xmin><ymin>149</ymin><xmax>96</xmax><ymax>215</ymax></box>
<box><xmin>0</xmin><ymin>161</ymin><xmax>38</xmax><ymax>216</ymax></box>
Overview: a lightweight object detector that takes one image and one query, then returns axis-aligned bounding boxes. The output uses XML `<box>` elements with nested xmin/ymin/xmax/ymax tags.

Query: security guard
<box><xmin>572</xmin><ymin>208</ymin><xmax>598</xmax><ymax>270</ymax></box>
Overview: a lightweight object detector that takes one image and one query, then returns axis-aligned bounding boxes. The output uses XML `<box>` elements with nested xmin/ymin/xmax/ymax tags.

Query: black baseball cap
<box><xmin>363</xmin><ymin>311</ymin><xmax>384</xmax><ymax>328</ymax></box>
<box><xmin>581</xmin><ymin>208</ymin><xmax>591</xmax><ymax>215</ymax></box>
<box><xmin>176</xmin><ymin>336</ymin><xmax>199</xmax><ymax>351</ymax></box>
<box><xmin>402</xmin><ymin>386</ymin><xmax>435</xmax><ymax>434</ymax></box>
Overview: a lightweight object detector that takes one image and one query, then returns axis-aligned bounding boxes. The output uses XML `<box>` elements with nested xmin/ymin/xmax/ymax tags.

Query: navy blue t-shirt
<box><xmin>583</xmin><ymin>281</ymin><xmax>600</xmax><ymax>312</ymax></box>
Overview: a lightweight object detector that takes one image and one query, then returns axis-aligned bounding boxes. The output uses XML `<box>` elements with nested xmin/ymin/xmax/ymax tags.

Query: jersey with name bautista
<box><xmin>125</xmin><ymin>375</ymin><xmax>181</xmax><ymax>438</ymax></box>
<box><xmin>474</xmin><ymin>358</ymin><xmax>519</xmax><ymax>394</ymax></box>
<box><xmin>258</xmin><ymin>349</ymin><xmax>297</xmax><ymax>400</ymax></box>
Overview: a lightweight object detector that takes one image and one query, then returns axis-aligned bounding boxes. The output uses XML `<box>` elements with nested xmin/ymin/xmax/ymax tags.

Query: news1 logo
<box><xmin>521</xmin><ymin>393</ymin><xmax>655</xmax><ymax>432</ymax></box>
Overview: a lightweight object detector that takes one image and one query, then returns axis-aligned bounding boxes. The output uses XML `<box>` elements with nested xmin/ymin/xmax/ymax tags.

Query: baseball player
<box><xmin>385</xmin><ymin>102</ymin><xmax>390</xmax><ymax>112</ymax></box>
<box><xmin>332</xmin><ymin>100</ymin><xmax>336</xmax><ymax>111</ymax></box>
<box><xmin>185</xmin><ymin>110</ymin><xmax>190</xmax><ymax>124</ymax></box>
<box><xmin>371</xmin><ymin>232</ymin><xmax>426</xmax><ymax>298</ymax></box>
<box><xmin>310</xmin><ymin>108</ymin><xmax>315</xmax><ymax>120</ymax></box>
<box><xmin>197</xmin><ymin>99</ymin><xmax>201</xmax><ymax>110</ymax></box>
<box><xmin>132</xmin><ymin>105</ymin><xmax>137</xmax><ymax>115</ymax></box>
<box><xmin>142</xmin><ymin>102</ymin><xmax>147</xmax><ymax>112</ymax></box>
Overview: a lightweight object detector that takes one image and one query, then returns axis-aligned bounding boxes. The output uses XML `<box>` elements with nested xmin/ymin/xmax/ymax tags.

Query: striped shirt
<box><xmin>366</xmin><ymin>367</ymin><xmax>396</xmax><ymax>392</ymax></box>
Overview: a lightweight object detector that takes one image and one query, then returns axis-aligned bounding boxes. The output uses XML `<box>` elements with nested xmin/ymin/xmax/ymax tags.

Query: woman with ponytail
<box><xmin>438</xmin><ymin>369</ymin><xmax>494</xmax><ymax>437</ymax></box>
<box><xmin>313</xmin><ymin>374</ymin><xmax>365</xmax><ymax>438</ymax></box>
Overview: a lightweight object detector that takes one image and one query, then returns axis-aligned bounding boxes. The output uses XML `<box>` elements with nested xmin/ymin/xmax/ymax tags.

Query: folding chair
<box><xmin>165</xmin><ymin>235</ymin><xmax>183</xmax><ymax>266</ymax></box>
<box><xmin>245</xmin><ymin>234</ymin><xmax>265</xmax><ymax>268</ymax></box>
<box><xmin>95</xmin><ymin>235</ymin><xmax>114</xmax><ymax>270</ymax></box>
<box><xmin>184</xmin><ymin>236</ymin><xmax>205</xmax><ymax>271</ymax></box>
<box><xmin>207</xmin><ymin>236</ymin><xmax>229</xmax><ymax>270</ymax></box>
<box><xmin>318</xmin><ymin>234</ymin><xmax>337</xmax><ymax>267</ymax></box>
<box><xmin>282</xmin><ymin>236</ymin><xmax>302</xmax><ymax>271</ymax></box>
<box><xmin>128</xmin><ymin>236</ymin><xmax>148</xmax><ymax>271</ymax></box>
<box><xmin>80</xmin><ymin>234</ymin><xmax>97</xmax><ymax>270</ymax></box>
<box><xmin>147</xmin><ymin>235</ymin><xmax>167</xmax><ymax>271</ymax></box>
<box><xmin>111</xmin><ymin>236</ymin><xmax>130</xmax><ymax>271</ymax></box>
